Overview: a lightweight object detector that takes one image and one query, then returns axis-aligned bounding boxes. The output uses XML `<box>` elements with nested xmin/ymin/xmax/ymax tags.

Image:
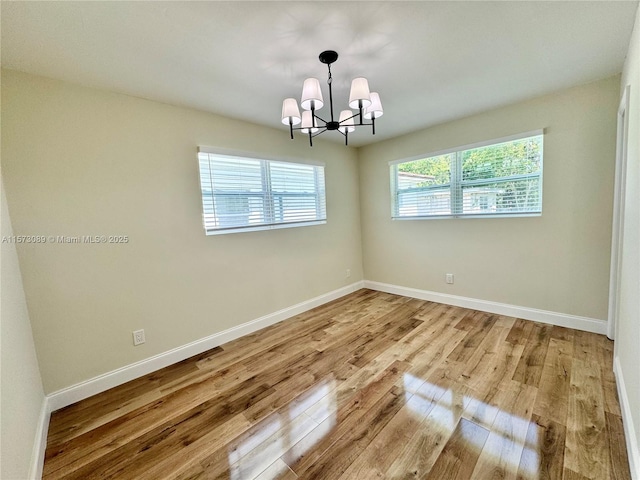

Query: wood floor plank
<box><xmin>397</xmin><ymin>303</ymin><xmax>458</xmax><ymax>354</ymax></box>
<box><xmin>254</xmin><ymin>458</ymin><xmax>298</xmax><ymax>480</ymax></box>
<box><xmin>606</xmin><ymin>411</ymin><xmax>633</xmax><ymax>480</ymax></box>
<box><xmin>572</xmin><ymin>329</ymin><xmax>602</xmax><ymax>363</ymax></box>
<box><xmin>454</xmin><ymin>309</ymin><xmax>487</xmax><ymax>332</ymax></box>
<box><xmin>564</xmin><ymin>358</ymin><xmax>610</xmax><ymax>479</ymax></box>
<box><xmin>42</xmin><ymin>290</ymin><xmax>631</xmax><ymax>480</ymax></box>
<box><xmin>601</xmin><ymin>363</ymin><xmax>622</xmax><ymax>417</ymax></box>
<box><xmin>46</xmin><ymin>347</ymin><xmax>223</xmax><ymax>449</ymax></box>
<box><xmin>283</xmin><ymin>360</ymin><xmax>410</xmax><ymax>475</ymax></box>
<box><xmin>462</xmin><ymin>379</ymin><xmax>516</xmax><ymax>431</ymax></box>
<box><xmin>44</xmin><ymin>371</ymin><xmax>236</xmax><ymax>477</ymax></box>
<box><xmin>384</xmin><ymin>367</ymin><xmax>471</xmax><ymax>478</ymax></box>
<box><xmin>458</xmin><ymin>323</ymin><xmax>514</xmax><ymax>392</ymax></box>
<box><xmin>550</xmin><ymin>325</ymin><xmax>575</xmax><ymax>343</ymax></box>
<box><xmin>336</xmin><ymin>385</ymin><xmax>441</xmax><ymax>479</ymax></box>
<box><xmin>321</xmin><ymin>295</ymin><xmax>409</xmax><ymax>339</ymax></box>
<box><xmin>506</xmin><ymin>317</ymin><xmax>535</xmax><ymax>345</ymax></box>
<box><xmin>516</xmin><ymin>414</ymin><xmax>566</xmax><ymax>480</ymax></box>
<box><xmin>134</xmin><ymin>412</ymin><xmax>252</xmax><ymax>480</ymax></box>
<box><xmin>295</xmin><ymin>386</ymin><xmax>406</xmax><ymax>479</ymax></box>
<box><xmin>512</xmin><ymin>323</ymin><xmax>553</xmax><ymax>387</ymax></box>
<box><xmin>220</xmin><ymin>412</ymin><xmax>318</xmax><ymax>480</ymax></box>
<box><xmin>447</xmin><ymin>312</ymin><xmax>498</xmax><ymax>364</ymax></box>
<box><xmin>533</xmin><ymin>337</ymin><xmax>573</xmax><ymax>426</ymax></box>
<box><xmin>423</xmin><ymin>418</ymin><xmax>490</xmax><ymax>480</ymax></box>
<box><xmin>401</xmin><ymin>315</ymin><xmax>469</xmax><ymax>376</ymax></box>
<box><xmin>563</xmin><ymin>468</ymin><xmax>592</xmax><ymax>480</ymax></box>
<box><xmin>349</xmin><ymin>315</ymin><xmax>424</xmax><ymax>368</ymax></box>
<box><xmin>470</xmin><ymin>380</ymin><xmax>537</xmax><ymax>480</ymax></box>
<box><xmin>56</xmin><ymin>381</ymin><xmax>274</xmax><ymax>480</ymax></box>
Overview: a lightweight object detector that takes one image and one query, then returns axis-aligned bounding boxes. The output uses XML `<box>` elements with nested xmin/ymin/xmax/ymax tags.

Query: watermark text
<box><xmin>2</xmin><ymin>235</ymin><xmax>129</xmax><ymax>244</ymax></box>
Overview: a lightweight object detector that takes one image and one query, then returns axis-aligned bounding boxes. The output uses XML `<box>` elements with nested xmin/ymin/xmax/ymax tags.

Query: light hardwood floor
<box><xmin>43</xmin><ymin>289</ymin><xmax>631</xmax><ymax>480</ymax></box>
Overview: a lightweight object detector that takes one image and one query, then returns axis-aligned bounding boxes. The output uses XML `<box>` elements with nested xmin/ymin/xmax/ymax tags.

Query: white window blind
<box><xmin>198</xmin><ymin>151</ymin><xmax>326</xmax><ymax>235</ymax></box>
<box><xmin>391</xmin><ymin>131</ymin><xmax>543</xmax><ymax>219</ymax></box>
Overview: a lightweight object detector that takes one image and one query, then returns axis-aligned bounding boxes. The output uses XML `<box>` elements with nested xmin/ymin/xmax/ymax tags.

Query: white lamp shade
<box><xmin>300</xmin><ymin>110</ymin><xmax>319</xmax><ymax>133</ymax></box>
<box><xmin>338</xmin><ymin>110</ymin><xmax>355</xmax><ymax>133</ymax></box>
<box><xmin>348</xmin><ymin>77</ymin><xmax>372</xmax><ymax>109</ymax></box>
<box><xmin>364</xmin><ymin>92</ymin><xmax>383</xmax><ymax>119</ymax></box>
<box><xmin>300</xmin><ymin>78</ymin><xmax>324</xmax><ymax>111</ymax></box>
<box><xmin>281</xmin><ymin>98</ymin><xmax>301</xmax><ymax>125</ymax></box>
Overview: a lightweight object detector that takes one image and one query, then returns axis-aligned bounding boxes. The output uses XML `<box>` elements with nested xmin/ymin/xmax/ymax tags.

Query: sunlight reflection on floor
<box><xmin>403</xmin><ymin>373</ymin><xmax>540</xmax><ymax>478</ymax></box>
<box><xmin>227</xmin><ymin>372</ymin><xmax>543</xmax><ymax>480</ymax></box>
<box><xmin>228</xmin><ymin>378</ymin><xmax>336</xmax><ymax>480</ymax></box>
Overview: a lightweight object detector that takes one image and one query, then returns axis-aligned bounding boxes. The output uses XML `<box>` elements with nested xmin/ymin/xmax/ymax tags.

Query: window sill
<box><xmin>392</xmin><ymin>212</ymin><xmax>542</xmax><ymax>221</ymax></box>
<box><xmin>205</xmin><ymin>220</ymin><xmax>327</xmax><ymax>236</ymax></box>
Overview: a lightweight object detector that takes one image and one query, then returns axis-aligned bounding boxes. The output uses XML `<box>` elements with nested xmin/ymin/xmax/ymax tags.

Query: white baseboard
<box><xmin>614</xmin><ymin>356</ymin><xmax>640</xmax><ymax>480</ymax></box>
<box><xmin>47</xmin><ymin>281</ymin><xmax>365</xmax><ymax>412</ymax></box>
<box><xmin>363</xmin><ymin>280</ymin><xmax>607</xmax><ymax>335</ymax></box>
<box><xmin>28</xmin><ymin>397</ymin><xmax>51</xmax><ymax>480</ymax></box>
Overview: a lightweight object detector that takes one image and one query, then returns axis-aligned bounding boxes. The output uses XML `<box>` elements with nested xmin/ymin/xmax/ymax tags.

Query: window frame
<box><xmin>197</xmin><ymin>147</ymin><xmax>327</xmax><ymax>235</ymax></box>
<box><xmin>390</xmin><ymin>130</ymin><xmax>544</xmax><ymax>220</ymax></box>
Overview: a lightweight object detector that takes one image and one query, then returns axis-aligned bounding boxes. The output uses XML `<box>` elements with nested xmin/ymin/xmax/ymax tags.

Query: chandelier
<box><xmin>281</xmin><ymin>50</ymin><xmax>383</xmax><ymax>146</ymax></box>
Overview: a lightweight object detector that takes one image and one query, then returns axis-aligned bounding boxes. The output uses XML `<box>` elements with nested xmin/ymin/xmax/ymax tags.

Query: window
<box><xmin>198</xmin><ymin>149</ymin><xmax>326</xmax><ymax>235</ymax></box>
<box><xmin>391</xmin><ymin>131</ymin><xmax>543</xmax><ymax>219</ymax></box>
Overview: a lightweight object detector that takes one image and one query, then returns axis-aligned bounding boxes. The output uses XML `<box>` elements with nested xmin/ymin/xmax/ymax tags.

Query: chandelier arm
<box><xmin>336</xmin><ymin>122</ymin><xmax>376</xmax><ymax>128</ymax></box>
<box><xmin>293</xmin><ymin>125</ymin><xmax>348</xmax><ymax>133</ymax></box>
<box><xmin>338</xmin><ymin>112</ymin><xmax>360</xmax><ymax>124</ymax></box>
<box><xmin>333</xmin><ymin>128</ymin><xmax>348</xmax><ymax>145</ymax></box>
<box><xmin>313</xmin><ymin>113</ymin><xmax>328</xmax><ymax>125</ymax></box>
<box><xmin>290</xmin><ymin>126</ymin><xmax>330</xmax><ymax>136</ymax></box>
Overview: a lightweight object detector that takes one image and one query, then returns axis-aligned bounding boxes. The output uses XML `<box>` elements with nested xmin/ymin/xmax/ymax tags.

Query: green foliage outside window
<box><xmin>398</xmin><ymin>154</ymin><xmax>451</xmax><ymax>186</ymax></box>
<box><xmin>398</xmin><ymin>138</ymin><xmax>541</xmax><ymax>183</ymax></box>
<box><xmin>393</xmin><ymin>133</ymin><xmax>543</xmax><ymax>217</ymax></box>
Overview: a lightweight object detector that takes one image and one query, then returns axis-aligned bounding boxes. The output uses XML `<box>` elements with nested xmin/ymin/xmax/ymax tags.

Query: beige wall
<box><xmin>359</xmin><ymin>76</ymin><xmax>619</xmax><ymax>321</ymax></box>
<box><xmin>618</xmin><ymin>4</ymin><xmax>640</xmax><ymax>466</ymax></box>
<box><xmin>1</xmin><ymin>69</ymin><xmax>363</xmax><ymax>393</ymax></box>
<box><xmin>0</xmin><ymin>66</ymin><xmax>626</xmax><ymax>408</ymax></box>
<box><xmin>1</xmin><ymin>179</ymin><xmax>46</xmax><ymax>480</ymax></box>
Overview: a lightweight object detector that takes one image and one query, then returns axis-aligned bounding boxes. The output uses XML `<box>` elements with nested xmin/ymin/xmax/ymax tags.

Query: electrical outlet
<box><xmin>346</xmin><ymin>269</ymin><xmax>351</xmax><ymax>278</ymax></box>
<box><xmin>133</xmin><ymin>329</ymin><xmax>145</xmax><ymax>346</ymax></box>
<box><xmin>445</xmin><ymin>273</ymin><xmax>454</xmax><ymax>284</ymax></box>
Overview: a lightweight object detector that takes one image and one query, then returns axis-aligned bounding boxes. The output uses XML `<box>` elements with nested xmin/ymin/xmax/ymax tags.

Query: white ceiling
<box><xmin>2</xmin><ymin>1</ymin><xmax>638</xmax><ymax>146</ymax></box>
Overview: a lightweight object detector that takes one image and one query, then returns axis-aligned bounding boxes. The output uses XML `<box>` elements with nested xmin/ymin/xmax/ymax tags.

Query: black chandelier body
<box><xmin>281</xmin><ymin>50</ymin><xmax>383</xmax><ymax>146</ymax></box>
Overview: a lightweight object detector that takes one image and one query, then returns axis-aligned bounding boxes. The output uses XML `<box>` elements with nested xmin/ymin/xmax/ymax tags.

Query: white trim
<box><xmin>28</xmin><ymin>397</ymin><xmax>51</xmax><ymax>480</ymax></box>
<box><xmin>614</xmin><ymin>356</ymin><xmax>640</xmax><ymax>480</ymax></box>
<box><xmin>363</xmin><ymin>280</ymin><xmax>607</xmax><ymax>335</ymax></box>
<box><xmin>206</xmin><ymin>220</ymin><xmax>326</xmax><ymax>236</ymax></box>
<box><xmin>391</xmin><ymin>212</ymin><xmax>542</xmax><ymax>221</ymax></box>
<box><xmin>46</xmin><ymin>281</ymin><xmax>365</xmax><ymax>411</ymax></box>
<box><xmin>607</xmin><ymin>85</ymin><xmax>630</xmax><ymax>341</ymax></box>
<box><xmin>388</xmin><ymin>129</ymin><xmax>544</xmax><ymax>166</ymax></box>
